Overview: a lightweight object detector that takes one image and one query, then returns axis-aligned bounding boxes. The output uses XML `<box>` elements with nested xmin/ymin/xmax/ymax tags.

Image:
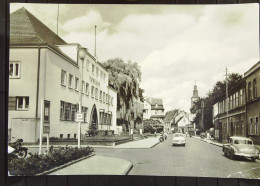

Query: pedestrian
<box><xmin>154</xmin><ymin>131</ymin><xmax>157</xmax><ymax>137</ymax></box>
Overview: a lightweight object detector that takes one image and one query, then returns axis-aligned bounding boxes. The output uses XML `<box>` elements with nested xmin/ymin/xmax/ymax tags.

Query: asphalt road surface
<box><xmin>94</xmin><ymin>134</ymin><xmax>260</xmax><ymax>178</ymax></box>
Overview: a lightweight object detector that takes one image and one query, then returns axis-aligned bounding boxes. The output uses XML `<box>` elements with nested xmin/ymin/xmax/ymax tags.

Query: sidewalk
<box><xmin>25</xmin><ymin>136</ymin><xmax>161</xmax><ymax>150</ymax></box>
<box><xmin>49</xmin><ymin>155</ymin><xmax>132</xmax><ymax>175</ymax></box>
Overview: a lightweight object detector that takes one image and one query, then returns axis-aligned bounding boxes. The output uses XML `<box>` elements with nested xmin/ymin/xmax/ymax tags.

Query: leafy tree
<box><xmin>103</xmin><ymin>58</ymin><xmax>143</xmax><ymax>130</ymax></box>
<box><xmin>191</xmin><ymin>73</ymin><xmax>242</xmax><ymax>132</ymax></box>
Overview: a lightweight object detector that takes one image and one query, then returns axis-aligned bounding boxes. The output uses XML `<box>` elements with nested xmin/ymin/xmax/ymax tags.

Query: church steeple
<box><xmin>191</xmin><ymin>81</ymin><xmax>199</xmax><ymax>108</ymax></box>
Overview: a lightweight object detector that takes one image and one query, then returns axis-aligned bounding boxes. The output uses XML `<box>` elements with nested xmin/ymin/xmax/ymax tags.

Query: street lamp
<box><xmin>78</xmin><ymin>46</ymin><xmax>87</xmax><ymax>149</ymax></box>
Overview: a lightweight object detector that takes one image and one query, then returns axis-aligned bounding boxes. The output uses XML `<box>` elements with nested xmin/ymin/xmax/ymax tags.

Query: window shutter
<box><xmin>8</xmin><ymin>97</ymin><xmax>16</xmax><ymax>110</ymax></box>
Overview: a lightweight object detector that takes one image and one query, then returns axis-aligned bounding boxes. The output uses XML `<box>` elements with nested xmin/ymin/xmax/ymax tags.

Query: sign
<box><xmin>75</xmin><ymin>112</ymin><xmax>84</xmax><ymax>122</ymax></box>
<box><xmin>43</xmin><ymin>125</ymin><xmax>50</xmax><ymax>133</ymax></box>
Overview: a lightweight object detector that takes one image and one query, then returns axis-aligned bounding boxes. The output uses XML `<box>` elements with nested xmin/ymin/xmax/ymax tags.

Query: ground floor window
<box><xmin>16</xmin><ymin>97</ymin><xmax>29</xmax><ymax>110</ymax></box>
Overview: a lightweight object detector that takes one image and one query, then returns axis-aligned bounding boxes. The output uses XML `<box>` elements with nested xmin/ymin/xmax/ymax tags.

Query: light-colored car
<box><xmin>172</xmin><ymin>133</ymin><xmax>186</xmax><ymax>146</ymax></box>
<box><xmin>223</xmin><ymin>136</ymin><xmax>259</xmax><ymax>162</ymax></box>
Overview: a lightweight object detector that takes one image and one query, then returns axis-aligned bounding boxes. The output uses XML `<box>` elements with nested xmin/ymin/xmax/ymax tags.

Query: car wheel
<box><xmin>251</xmin><ymin>157</ymin><xmax>256</xmax><ymax>162</ymax></box>
<box><xmin>183</xmin><ymin>144</ymin><xmax>186</xmax><ymax>147</ymax></box>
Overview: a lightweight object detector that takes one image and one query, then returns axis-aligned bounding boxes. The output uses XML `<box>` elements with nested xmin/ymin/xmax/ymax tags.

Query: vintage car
<box><xmin>222</xmin><ymin>136</ymin><xmax>259</xmax><ymax>162</ymax></box>
<box><xmin>172</xmin><ymin>133</ymin><xmax>186</xmax><ymax>146</ymax></box>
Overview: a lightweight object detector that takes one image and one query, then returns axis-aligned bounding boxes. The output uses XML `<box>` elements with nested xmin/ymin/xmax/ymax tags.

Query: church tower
<box><xmin>191</xmin><ymin>82</ymin><xmax>199</xmax><ymax>109</ymax></box>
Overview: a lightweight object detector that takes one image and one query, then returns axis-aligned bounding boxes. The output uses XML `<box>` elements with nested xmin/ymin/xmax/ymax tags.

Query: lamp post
<box><xmin>78</xmin><ymin>46</ymin><xmax>87</xmax><ymax>149</ymax></box>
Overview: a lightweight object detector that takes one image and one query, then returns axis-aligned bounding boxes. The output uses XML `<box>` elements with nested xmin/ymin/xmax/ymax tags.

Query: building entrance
<box><xmin>90</xmin><ymin>105</ymin><xmax>98</xmax><ymax>129</ymax></box>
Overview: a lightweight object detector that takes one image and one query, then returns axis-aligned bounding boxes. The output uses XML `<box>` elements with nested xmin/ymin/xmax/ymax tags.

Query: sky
<box><xmin>10</xmin><ymin>3</ymin><xmax>259</xmax><ymax>113</ymax></box>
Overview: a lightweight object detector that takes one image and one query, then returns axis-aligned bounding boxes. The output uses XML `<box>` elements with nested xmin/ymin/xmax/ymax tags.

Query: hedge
<box><xmin>8</xmin><ymin>146</ymin><xmax>94</xmax><ymax>176</ymax></box>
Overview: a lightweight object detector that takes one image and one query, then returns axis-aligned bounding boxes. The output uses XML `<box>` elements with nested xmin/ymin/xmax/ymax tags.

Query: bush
<box><xmin>8</xmin><ymin>146</ymin><xmax>94</xmax><ymax>176</ymax></box>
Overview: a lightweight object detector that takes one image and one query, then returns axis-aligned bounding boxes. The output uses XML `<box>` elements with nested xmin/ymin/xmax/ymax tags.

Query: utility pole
<box><xmin>94</xmin><ymin>25</ymin><xmax>97</xmax><ymax>57</ymax></box>
<box><xmin>226</xmin><ymin>67</ymin><xmax>229</xmax><ymax>140</ymax></box>
<box><xmin>56</xmin><ymin>4</ymin><xmax>59</xmax><ymax>35</ymax></box>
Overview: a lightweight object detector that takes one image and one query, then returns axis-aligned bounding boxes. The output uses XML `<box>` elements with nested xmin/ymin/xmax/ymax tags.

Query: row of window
<box><xmin>60</xmin><ymin>101</ymin><xmax>88</xmax><ymax>122</ymax></box>
<box><xmin>60</xmin><ymin>134</ymin><xmax>77</xmax><ymax>139</ymax></box>
<box><xmin>61</xmin><ymin>70</ymin><xmax>114</xmax><ymax>106</ymax></box>
<box><xmin>86</xmin><ymin>60</ymin><xmax>106</xmax><ymax>82</ymax></box>
<box><xmin>8</xmin><ymin>96</ymin><xmax>29</xmax><ymax>110</ymax></box>
<box><xmin>248</xmin><ymin>78</ymin><xmax>257</xmax><ymax>101</ymax></box>
<box><xmin>249</xmin><ymin>115</ymin><xmax>259</xmax><ymax>135</ymax></box>
<box><xmin>219</xmin><ymin>88</ymin><xmax>245</xmax><ymax>113</ymax></box>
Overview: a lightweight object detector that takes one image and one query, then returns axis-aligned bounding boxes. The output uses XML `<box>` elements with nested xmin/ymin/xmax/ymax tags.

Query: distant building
<box><xmin>244</xmin><ymin>61</ymin><xmax>260</xmax><ymax>145</ymax></box>
<box><xmin>8</xmin><ymin>8</ymin><xmax>117</xmax><ymax>143</ymax></box>
<box><xmin>191</xmin><ymin>83</ymin><xmax>200</xmax><ymax>109</ymax></box>
<box><xmin>143</xmin><ymin>97</ymin><xmax>165</xmax><ymax>123</ymax></box>
<box><xmin>164</xmin><ymin>110</ymin><xmax>178</xmax><ymax>133</ymax></box>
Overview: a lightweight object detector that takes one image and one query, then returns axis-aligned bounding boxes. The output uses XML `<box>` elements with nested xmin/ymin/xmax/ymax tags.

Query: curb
<box><xmin>150</xmin><ymin>141</ymin><xmax>161</xmax><ymax>148</ymax></box>
<box><xmin>36</xmin><ymin>153</ymin><xmax>95</xmax><ymax>176</ymax></box>
<box><xmin>122</xmin><ymin>162</ymin><xmax>133</xmax><ymax>175</ymax></box>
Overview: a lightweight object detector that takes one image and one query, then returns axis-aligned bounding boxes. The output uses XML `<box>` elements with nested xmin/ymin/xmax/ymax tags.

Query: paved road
<box><xmin>94</xmin><ymin>134</ymin><xmax>260</xmax><ymax>178</ymax></box>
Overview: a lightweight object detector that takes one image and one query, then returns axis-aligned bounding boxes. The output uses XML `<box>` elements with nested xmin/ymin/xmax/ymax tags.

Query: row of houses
<box><xmin>8</xmin><ymin>8</ymin><xmax>117</xmax><ymax>143</ymax></box>
<box><xmin>213</xmin><ymin>61</ymin><xmax>260</xmax><ymax>145</ymax></box>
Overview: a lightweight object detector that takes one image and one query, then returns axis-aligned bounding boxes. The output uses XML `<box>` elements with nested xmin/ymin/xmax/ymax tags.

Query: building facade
<box><xmin>244</xmin><ymin>61</ymin><xmax>260</xmax><ymax>145</ymax></box>
<box><xmin>8</xmin><ymin>8</ymin><xmax>117</xmax><ymax>142</ymax></box>
<box><xmin>143</xmin><ymin>97</ymin><xmax>165</xmax><ymax>123</ymax></box>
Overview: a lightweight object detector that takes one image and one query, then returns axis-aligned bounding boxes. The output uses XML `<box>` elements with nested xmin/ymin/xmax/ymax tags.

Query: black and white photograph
<box><xmin>8</xmin><ymin>3</ymin><xmax>260</xmax><ymax>179</ymax></box>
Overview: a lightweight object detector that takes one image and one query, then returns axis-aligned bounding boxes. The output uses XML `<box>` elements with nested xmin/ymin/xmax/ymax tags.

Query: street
<box><xmin>94</xmin><ymin>135</ymin><xmax>260</xmax><ymax>178</ymax></box>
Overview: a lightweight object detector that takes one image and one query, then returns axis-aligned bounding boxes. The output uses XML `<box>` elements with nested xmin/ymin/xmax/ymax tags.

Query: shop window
<box><xmin>60</xmin><ymin>134</ymin><xmax>63</xmax><ymax>139</ymax></box>
<box><xmin>68</xmin><ymin>74</ymin><xmax>73</xmax><ymax>88</ymax></box>
<box><xmin>67</xmin><ymin>134</ymin><xmax>70</xmax><ymax>139</ymax></box>
<box><xmin>9</xmin><ymin>62</ymin><xmax>20</xmax><ymax>78</ymax></box>
<box><xmin>74</xmin><ymin>134</ymin><xmax>77</xmax><ymax>139</ymax></box>
<box><xmin>16</xmin><ymin>97</ymin><xmax>29</xmax><ymax>110</ymax></box>
<box><xmin>61</xmin><ymin>70</ymin><xmax>67</xmax><ymax>86</ymax></box>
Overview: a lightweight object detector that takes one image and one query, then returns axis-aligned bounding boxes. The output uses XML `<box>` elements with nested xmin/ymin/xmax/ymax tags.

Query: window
<box><xmin>235</xmin><ymin>92</ymin><xmax>238</xmax><ymax>108</ymax></box>
<box><xmin>61</xmin><ymin>70</ymin><xmax>67</xmax><ymax>86</ymax></box>
<box><xmin>96</xmin><ymin>67</ymin><xmax>99</xmax><ymax>77</ymax></box>
<box><xmin>248</xmin><ymin>82</ymin><xmax>252</xmax><ymax>100</ymax></box>
<box><xmin>253</xmin><ymin>79</ymin><xmax>257</xmax><ymax>99</ymax></box>
<box><xmin>60</xmin><ymin>101</ymin><xmax>79</xmax><ymax>121</ymax></box>
<box><xmin>230</xmin><ymin>95</ymin><xmax>233</xmax><ymax>109</ymax></box>
<box><xmin>111</xmin><ymin>97</ymin><xmax>113</xmax><ymax>106</ymax></box>
<box><xmin>68</xmin><ymin>74</ymin><xmax>73</xmax><ymax>88</ymax></box>
<box><xmin>75</xmin><ymin>77</ymin><xmax>79</xmax><ymax>91</ymax></box>
<box><xmin>104</xmin><ymin>74</ymin><xmax>106</xmax><ymax>82</ymax></box>
<box><xmin>74</xmin><ymin>134</ymin><xmax>77</xmax><ymax>139</ymax></box>
<box><xmin>91</xmin><ymin>86</ymin><xmax>94</xmax><ymax>98</ymax></box>
<box><xmin>106</xmin><ymin>94</ymin><xmax>108</xmax><ymax>104</ymax></box>
<box><xmin>95</xmin><ymin>88</ymin><xmax>98</xmax><ymax>100</ymax></box>
<box><xmin>240</xmin><ymin>89</ymin><xmax>243</xmax><ymax>106</ymax></box>
<box><xmin>86</xmin><ymin>83</ymin><xmax>89</xmax><ymax>95</ymax></box>
<box><xmin>92</xmin><ymin>64</ymin><xmax>95</xmax><ymax>75</ymax></box>
<box><xmin>232</xmin><ymin>94</ymin><xmax>235</xmax><ymax>108</ymax></box>
<box><xmin>9</xmin><ymin>62</ymin><xmax>20</xmax><ymax>78</ymax></box>
<box><xmin>256</xmin><ymin>116</ymin><xmax>259</xmax><ymax>135</ymax></box>
<box><xmin>100</xmin><ymin>71</ymin><xmax>103</xmax><ymax>79</ymax></box>
<box><xmin>82</xmin><ymin>81</ymin><xmax>85</xmax><ymax>93</ymax></box>
<box><xmin>16</xmin><ymin>97</ymin><xmax>29</xmax><ymax>110</ymax></box>
<box><xmin>60</xmin><ymin>134</ymin><xmax>63</xmax><ymax>139</ymax></box>
<box><xmin>256</xmin><ymin>116</ymin><xmax>259</xmax><ymax>124</ymax></box>
<box><xmin>100</xmin><ymin>90</ymin><xmax>102</xmax><ymax>101</ymax></box>
<box><xmin>44</xmin><ymin>101</ymin><xmax>50</xmax><ymax>123</ymax></box>
<box><xmin>67</xmin><ymin>134</ymin><xmax>70</xmax><ymax>139</ymax></box>
<box><xmin>249</xmin><ymin>117</ymin><xmax>253</xmax><ymax>134</ymax></box>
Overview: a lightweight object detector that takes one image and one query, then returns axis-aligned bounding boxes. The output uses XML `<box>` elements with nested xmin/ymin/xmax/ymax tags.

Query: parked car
<box><xmin>222</xmin><ymin>136</ymin><xmax>259</xmax><ymax>162</ymax></box>
<box><xmin>172</xmin><ymin>133</ymin><xmax>186</xmax><ymax>146</ymax></box>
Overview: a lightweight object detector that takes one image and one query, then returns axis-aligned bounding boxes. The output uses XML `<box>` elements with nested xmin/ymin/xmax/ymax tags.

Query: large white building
<box><xmin>8</xmin><ymin>8</ymin><xmax>117</xmax><ymax>143</ymax></box>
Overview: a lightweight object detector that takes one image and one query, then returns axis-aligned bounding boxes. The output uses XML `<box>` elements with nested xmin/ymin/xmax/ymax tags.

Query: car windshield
<box><xmin>234</xmin><ymin>140</ymin><xmax>253</xmax><ymax>145</ymax></box>
<box><xmin>174</xmin><ymin>134</ymin><xmax>184</xmax><ymax>137</ymax></box>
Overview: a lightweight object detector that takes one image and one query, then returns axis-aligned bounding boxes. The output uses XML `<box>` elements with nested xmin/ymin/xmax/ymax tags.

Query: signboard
<box><xmin>75</xmin><ymin>112</ymin><xmax>84</xmax><ymax>122</ymax></box>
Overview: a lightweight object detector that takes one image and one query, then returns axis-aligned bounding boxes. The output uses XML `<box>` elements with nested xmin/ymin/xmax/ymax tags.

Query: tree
<box><xmin>103</xmin><ymin>58</ymin><xmax>143</xmax><ymax>130</ymax></box>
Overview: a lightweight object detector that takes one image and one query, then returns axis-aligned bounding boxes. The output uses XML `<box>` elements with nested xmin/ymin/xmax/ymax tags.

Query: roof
<box><xmin>150</xmin><ymin>115</ymin><xmax>165</xmax><ymax>118</ymax></box>
<box><xmin>164</xmin><ymin>110</ymin><xmax>178</xmax><ymax>122</ymax></box>
<box><xmin>145</xmin><ymin>97</ymin><xmax>164</xmax><ymax>106</ymax></box>
<box><xmin>10</xmin><ymin>7</ymin><xmax>67</xmax><ymax>53</ymax></box>
<box><xmin>244</xmin><ymin>61</ymin><xmax>260</xmax><ymax>77</ymax></box>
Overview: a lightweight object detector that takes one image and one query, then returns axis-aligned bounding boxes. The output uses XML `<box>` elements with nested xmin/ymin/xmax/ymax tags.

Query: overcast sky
<box><xmin>11</xmin><ymin>3</ymin><xmax>259</xmax><ymax>113</ymax></box>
